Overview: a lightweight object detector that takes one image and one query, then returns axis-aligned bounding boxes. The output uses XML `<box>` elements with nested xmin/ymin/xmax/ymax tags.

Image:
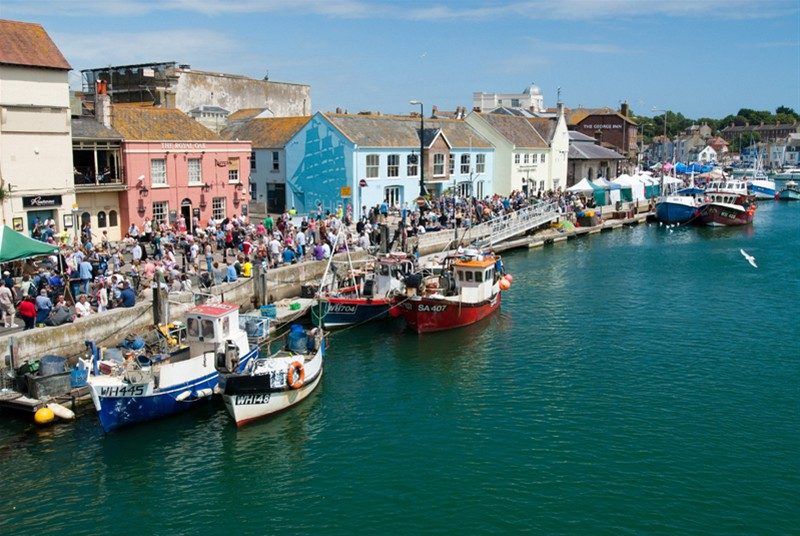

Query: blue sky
<box><xmin>3</xmin><ymin>0</ymin><xmax>799</xmax><ymax>120</ymax></box>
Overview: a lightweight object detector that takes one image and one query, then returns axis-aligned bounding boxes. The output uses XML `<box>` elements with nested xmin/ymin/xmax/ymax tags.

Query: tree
<box><xmin>775</xmin><ymin>106</ymin><xmax>798</xmax><ymax>119</ymax></box>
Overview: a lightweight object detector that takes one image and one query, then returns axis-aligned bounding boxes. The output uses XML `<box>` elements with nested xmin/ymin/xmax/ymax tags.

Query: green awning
<box><xmin>0</xmin><ymin>225</ymin><xmax>58</xmax><ymax>263</ymax></box>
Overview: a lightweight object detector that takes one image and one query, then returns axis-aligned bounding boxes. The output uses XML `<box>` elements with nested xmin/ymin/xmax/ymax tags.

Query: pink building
<box><xmin>111</xmin><ymin>103</ymin><xmax>251</xmax><ymax>233</ymax></box>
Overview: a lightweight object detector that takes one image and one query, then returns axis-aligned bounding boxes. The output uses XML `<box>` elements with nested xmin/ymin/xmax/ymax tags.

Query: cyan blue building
<box><xmin>284</xmin><ymin>112</ymin><xmax>494</xmax><ymax>219</ymax></box>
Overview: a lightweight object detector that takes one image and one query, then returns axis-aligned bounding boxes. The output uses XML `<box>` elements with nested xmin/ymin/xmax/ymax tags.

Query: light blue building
<box><xmin>284</xmin><ymin>112</ymin><xmax>494</xmax><ymax>219</ymax></box>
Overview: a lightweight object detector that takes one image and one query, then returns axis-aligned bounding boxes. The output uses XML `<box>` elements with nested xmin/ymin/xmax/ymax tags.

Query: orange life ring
<box><xmin>287</xmin><ymin>361</ymin><xmax>305</xmax><ymax>389</ymax></box>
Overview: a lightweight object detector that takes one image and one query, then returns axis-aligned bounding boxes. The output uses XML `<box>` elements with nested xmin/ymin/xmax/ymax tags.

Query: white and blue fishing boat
<box><xmin>88</xmin><ymin>303</ymin><xmax>257</xmax><ymax>432</ymax></box>
<box><xmin>654</xmin><ymin>176</ymin><xmax>703</xmax><ymax>224</ymax></box>
<box><xmin>777</xmin><ymin>180</ymin><xmax>800</xmax><ymax>201</ymax></box>
<box><xmin>773</xmin><ymin>167</ymin><xmax>800</xmax><ymax>182</ymax></box>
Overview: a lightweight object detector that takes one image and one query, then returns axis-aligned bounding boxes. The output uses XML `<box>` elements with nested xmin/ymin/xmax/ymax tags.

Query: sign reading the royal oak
<box><xmin>23</xmin><ymin>195</ymin><xmax>63</xmax><ymax>208</ymax></box>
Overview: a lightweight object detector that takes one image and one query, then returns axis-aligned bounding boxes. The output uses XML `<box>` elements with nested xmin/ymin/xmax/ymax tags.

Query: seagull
<box><xmin>740</xmin><ymin>249</ymin><xmax>758</xmax><ymax>268</ymax></box>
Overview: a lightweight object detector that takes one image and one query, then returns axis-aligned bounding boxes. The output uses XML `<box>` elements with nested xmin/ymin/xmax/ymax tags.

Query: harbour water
<box><xmin>1</xmin><ymin>202</ymin><xmax>798</xmax><ymax>534</ymax></box>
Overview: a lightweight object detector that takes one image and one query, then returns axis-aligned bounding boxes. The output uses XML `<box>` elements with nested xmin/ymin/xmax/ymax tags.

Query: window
<box><xmin>475</xmin><ymin>270</ymin><xmax>483</xmax><ymax>283</ymax></box>
<box><xmin>153</xmin><ymin>201</ymin><xmax>168</xmax><ymax>225</ymax></box>
<box><xmin>387</xmin><ymin>154</ymin><xmax>400</xmax><ymax>177</ymax></box>
<box><xmin>553</xmin><ymin>178</ymin><xmax>560</xmax><ymax>190</ymax></box>
<box><xmin>465</xmin><ymin>271</ymin><xmax>474</xmax><ymax>282</ymax></box>
<box><xmin>514</xmin><ymin>154</ymin><xmax>520</xmax><ymax>164</ymax></box>
<box><xmin>541</xmin><ymin>153</ymin><xmax>546</xmax><ymax>163</ymax></box>
<box><xmin>366</xmin><ymin>154</ymin><xmax>379</xmax><ymax>178</ymax></box>
<box><xmin>212</xmin><ymin>197</ymin><xmax>226</xmax><ymax>220</ymax></box>
<box><xmin>188</xmin><ymin>158</ymin><xmax>202</xmax><ymax>184</ymax></box>
<box><xmin>460</xmin><ymin>154</ymin><xmax>471</xmax><ymax>174</ymax></box>
<box><xmin>201</xmin><ymin>319</ymin><xmax>214</xmax><ymax>339</ymax></box>
<box><xmin>433</xmin><ymin>153</ymin><xmax>445</xmax><ymax>176</ymax></box>
<box><xmin>407</xmin><ymin>154</ymin><xmax>418</xmax><ymax>176</ymax></box>
<box><xmin>476</xmin><ymin>154</ymin><xmax>485</xmax><ymax>173</ymax></box>
<box><xmin>228</xmin><ymin>157</ymin><xmax>240</xmax><ymax>182</ymax></box>
<box><xmin>511</xmin><ymin>98</ymin><xmax>520</xmax><ymax>107</ymax></box>
<box><xmin>476</xmin><ymin>181</ymin><xmax>484</xmax><ymax>198</ymax></box>
<box><xmin>384</xmin><ymin>186</ymin><xmax>402</xmax><ymax>207</ymax></box>
<box><xmin>97</xmin><ymin>211</ymin><xmax>107</xmax><ymax>228</ymax></box>
<box><xmin>539</xmin><ymin>180</ymin><xmax>545</xmax><ymax>191</ymax></box>
<box><xmin>109</xmin><ymin>210</ymin><xmax>118</xmax><ymax>227</ymax></box>
<box><xmin>524</xmin><ymin>154</ymin><xmax>529</xmax><ymax>164</ymax></box>
<box><xmin>151</xmin><ymin>158</ymin><xmax>166</xmax><ymax>185</ymax></box>
<box><xmin>449</xmin><ymin>154</ymin><xmax>455</xmax><ymax>174</ymax></box>
<box><xmin>272</xmin><ymin>151</ymin><xmax>280</xmax><ymax>172</ymax></box>
<box><xmin>250</xmin><ymin>151</ymin><xmax>257</xmax><ymax>170</ymax></box>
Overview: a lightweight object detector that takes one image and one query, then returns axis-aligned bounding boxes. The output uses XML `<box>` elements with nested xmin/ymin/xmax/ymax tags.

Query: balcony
<box><xmin>74</xmin><ymin>168</ymin><xmax>127</xmax><ymax>192</ymax></box>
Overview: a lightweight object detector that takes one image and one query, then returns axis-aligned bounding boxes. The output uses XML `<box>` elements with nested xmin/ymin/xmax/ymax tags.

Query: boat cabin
<box><xmin>705</xmin><ymin>180</ymin><xmax>750</xmax><ymax>205</ymax></box>
<box><xmin>371</xmin><ymin>254</ymin><xmax>415</xmax><ymax>297</ymax></box>
<box><xmin>452</xmin><ymin>255</ymin><xmax>498</xmax><ymax>302</ymax></box>
<box><xmin>185</xmin><ymin>303</ymin><xmax>249</xmax><ymax>373</ymax></box>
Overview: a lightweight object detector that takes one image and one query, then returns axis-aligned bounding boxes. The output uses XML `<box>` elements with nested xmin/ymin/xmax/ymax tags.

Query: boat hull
<box><xmin>698</xmin><ymin>203</ymin><xmax>755</xmax><ymax>226</ymax></box>
<box><xmin>399</xmin><ymin>292</ymin><xmax>501</xmax><ymax>333</ymax></box>
<box><xmin>748</xmin><ymin>180</ymin><xmax>777</xmax><ymax>199</ymax></box>
<box><xmin>654</xmin><ymin>199</ymin><xmax>699</xmax><ymax>224</ymax></box>
<box><xmin>311</xmin><ymin>297</ymin><xmax>393</xmax><ymax>328</ymax></box>
<box><xmin>90</xmin><ymin>348</ymin><xmax>257</xmax><ymax>433</ymax></box>
<box><xmin>777</xmin><ymin>188</ymin><xmax>800</xmax><ymax>201</ymax></box>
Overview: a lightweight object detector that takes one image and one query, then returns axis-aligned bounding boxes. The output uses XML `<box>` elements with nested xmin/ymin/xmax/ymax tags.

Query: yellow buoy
<box><xmin>34</xmin><ymin>407</ymin><xmax>55</xmax><ymax>425</ymax></box>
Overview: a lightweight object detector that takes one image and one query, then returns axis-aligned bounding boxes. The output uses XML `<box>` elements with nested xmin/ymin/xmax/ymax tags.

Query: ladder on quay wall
<box><xmin>472</xmin><ymin>201</ymin><xmax>560</xmax><ymax>248</ymax></box>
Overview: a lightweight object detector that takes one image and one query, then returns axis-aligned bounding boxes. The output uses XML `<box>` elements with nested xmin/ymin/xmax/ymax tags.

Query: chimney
<box><xmin>473</xmin><ymin>106</ymin><xmax>481</xmax><ymax>113</ymax></box>
<box><xmin>557</xmin><ymin>101</ymin><xmax>565</xmax><ymax>117</ymax></box>
<box><xmin>432</xmin><ymin>105</ymin><xmax>438</xmax><ymax>116</ymax></box>
<box><xmin>335</xmin><ymin>107</ymin><xmax>342</xmax><ymax>114</ymax></box>
<box><xmin>620</xmin><ymin>101</ymin><xmax>629</xmax><ymax>117</ymax></box>
<box><xmin>95</xmin><ymin>93</ymin><xmax>112</xmax><ymax>129</ymax></box>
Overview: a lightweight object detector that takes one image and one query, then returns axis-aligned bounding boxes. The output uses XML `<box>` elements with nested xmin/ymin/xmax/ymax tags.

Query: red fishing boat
<box><xmin>398</xmin><ymin>250</ymin><xmax>509</xmax><ymax>333</ymax></box>
<box><xmin>698</xmin><ymin>179</ymin><xmax>756</xmax><ymax>226</ymax></box>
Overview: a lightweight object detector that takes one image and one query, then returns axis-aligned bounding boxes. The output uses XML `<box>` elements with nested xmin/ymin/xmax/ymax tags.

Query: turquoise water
<box><xmin>1</xmin><ymin>202</ymin><xmax>798</xmax><ymax>535</ymax></box>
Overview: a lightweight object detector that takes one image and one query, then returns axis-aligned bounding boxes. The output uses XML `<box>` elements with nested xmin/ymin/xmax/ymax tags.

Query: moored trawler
<box><xmin>776</xmin><ymin>180</ymin><xmax>800</xmax><ymax>201</ymax></box>
<box><xmin>698</xmin><ymin>179</ymin><xmax>756</xmax><ymax>226</ymax></box>
<box><xmin>398</xmin><ymin>250</ymin><xmax>508</xmax><ymax>333</ymax></box>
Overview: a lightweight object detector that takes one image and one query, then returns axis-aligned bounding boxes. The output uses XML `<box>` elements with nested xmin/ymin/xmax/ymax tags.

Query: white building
<box><xmin>0</xmin><ymin>20</ymin><xmax>77</xmax><ymax>235</ymax></box>
<box><xmin>473</xmin><ymin>84</ymin><xmax>546</xmax><ymax>113</ymax></box>
<box><xmin>465</xmin><ymin>106</ymin><xmax>569</xmax><ymax>195</ymax></box>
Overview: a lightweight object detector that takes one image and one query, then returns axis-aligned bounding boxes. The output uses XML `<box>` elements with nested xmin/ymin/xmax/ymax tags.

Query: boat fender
<box><xmin>47</xmin><ymin>403</ymin><xmax>75</xmax><ymax>420</ymax></box>
<box><xmin>34</xmin><ymin>407</ymin><xmax>55</xmax><ymax>425</ymax></box>
<box><xmin>213</xmin><ymin>385</ymin><xmax>222</xmax><ymax>395</ymax></box>
<box><xmin>175</xmin><ymin>390</ymin><xmax>192</xmax><ymax>402</ymax></box>
<box><xmin>195</xmin><ymin>388</ymin><xmax>213</xmax><ymax>398</ymax></box>
<box><xmin>287</xmin><ymin>361</ymin><xmax>305</xmax><ymax>389</ymax></box>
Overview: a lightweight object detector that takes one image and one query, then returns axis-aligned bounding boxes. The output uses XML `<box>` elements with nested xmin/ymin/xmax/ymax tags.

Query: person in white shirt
<box><xmin>358</xmin><ymin>232</ymin><xmax>370</xmax><ymax>250</ymax></box>
<box><xmin>75</xmin><ymin>294</ymin><xmax>92</xmax><ymax>318</ymax></box>
<box><xmin>321</xmin><ymin>242</ymin><xmax>331</xmax><ymax>259</ymax></box>
<box><xmin>96</xmin><ymin>282</ymin><xmax>109</xmax><ymax>313</ymax></box>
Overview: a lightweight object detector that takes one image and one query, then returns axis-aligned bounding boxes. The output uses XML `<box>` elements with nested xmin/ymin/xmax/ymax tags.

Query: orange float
<box><xmin>287</xmin><ymin>361</ymin><xmax>305</xmax><ymax>389</ymax></box>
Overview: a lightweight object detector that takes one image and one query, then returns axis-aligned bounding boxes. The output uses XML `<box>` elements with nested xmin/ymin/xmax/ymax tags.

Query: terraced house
<box><xmin>284</xmin><ymin>113</ymin><xmax>494</xmax><ymax>219</ymax></box>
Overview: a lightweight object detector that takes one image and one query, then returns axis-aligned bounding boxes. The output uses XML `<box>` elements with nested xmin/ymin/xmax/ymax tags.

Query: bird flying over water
<box><xmin>740</xmin><ymin>249</ymin><xmax>758</xmax><ymax>268</ymax></box>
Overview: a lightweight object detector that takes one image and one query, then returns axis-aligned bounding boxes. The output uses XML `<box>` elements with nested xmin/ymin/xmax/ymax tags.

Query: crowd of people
<box><xmin>1</xmin><ymin>189</ymin><xmax>574</xmax><ymax>332</ymax></box>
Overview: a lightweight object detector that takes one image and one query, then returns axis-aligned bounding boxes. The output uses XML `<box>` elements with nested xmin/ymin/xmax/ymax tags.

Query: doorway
<box><xmin>26</xmin><ymin>209</ymin><xmax>54</xmax><ymax>237</ymax></box>
<box><xmin>267</xmin><ymin>183</ymin><xmax>286</xmax><ymax>214</ymax></box>
<box><xmin>181</xmin><ymin>199</ymin><xmax>193</xmax><ymax>233</ymax></box>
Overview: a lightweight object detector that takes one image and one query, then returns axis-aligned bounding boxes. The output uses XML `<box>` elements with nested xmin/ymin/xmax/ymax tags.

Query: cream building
<box><xmin>0</xmin><ymin>20</ymin><xmax>76</xmax><ymax>235</ymax></box>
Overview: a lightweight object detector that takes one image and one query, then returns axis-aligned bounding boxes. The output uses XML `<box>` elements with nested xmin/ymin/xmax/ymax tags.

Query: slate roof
<box><xmin>567</xmin><ymin>107</ymin><xmax>637</xmax><ymax>126</ymax></box>
<box><xmin>228</xmin><ymin>108</ymin><xmax>270</xmax><ymax>122</ymax></box>
<box><xmin>323</xmin><ymin>114</ymin><xmax>492</xmax><ymax>149</ymax></box>
<box><xmin>569</xmin><ymin>130</ymin><xmax>596</xmax><ymax>142</ymax></box>
<box><xmin>188</xmin><ymin>105</ymin><xmax>229</xmax><ymax>115</ymax></box>
<box><xmin>526</xmin><ymin>117</ymin><xmax>557</xmax><ymax>144</ymax></box>
<box><xmin>220</xmin><ymin>116</ymin><xmax>311</xmax><ymax>148</ymax></box>
<box><xmin>569</xmin><ymin>139</ymin><xmax>625</xmax><ymax>160</ymax></box>
<box><xmin>477</xmin><ymin>113</ymin><xmax>548</xmax><ymax>148</ymax></box>
<box><xmin>111</xmin><ymin>103</ymin><xmax>219</xmax><ymax>141</ymax></box>
<box><xmin>71</xmin><ymin>117</ymin><xmax>123</xmax><ymax>140</ymax></box>
<box><xmin>0</xmin><ymin>19</ymin><xmax>71</xmax><ymax>70</ymax></box>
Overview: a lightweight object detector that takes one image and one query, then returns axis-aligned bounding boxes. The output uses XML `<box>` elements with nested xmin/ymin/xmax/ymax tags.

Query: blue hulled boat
<box><xmin>89</xmin><ymin>303</ymin><xmax>256</xmax><ymax>432</ymax></box>
<box><xmin>777</xmin><ymin>181</ymin><xmax>800</xmax><ymax>201</ymax></box>
<box><xmin>654</xmin><ymin>185</ymin><xmax>704</xmax><ymax>225</ymax></box>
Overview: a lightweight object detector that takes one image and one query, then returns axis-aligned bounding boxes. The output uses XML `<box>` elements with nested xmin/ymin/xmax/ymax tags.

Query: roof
<box><xmin>568</xmin><ymin>139</ymin><xmax>626</xmax><ymax>160</ymax></box>
<box><xmin>322</xmin><ymin>114</ymin><xmax>492</xmax><ymax>149</ymax></box>
<box><xmin>526</xmin><ymin>117</ymin><xmax>557</xmax><ymax>144</ymax></box>
<box><xmin>567</xmin><ymin>107</ymin><xmax>637</xmax><ymax>126</ymax></box>
<box><xmin>111</xmin><ymin>103</ymin><xmax>219</xmax><ymax>141</ymax></box>
<box><xmin>71</xmin><ymin>117</ymin><xmax>123</xmax><ymax>140</ymax></box>
<box><xmin>569</xmin><ymin>130</ymin><xmax>596</xmax><ymax>142</ymax></box>
<box><xmin>228</xmin><ymin>108</ymin><xmax>270</xmax><ymax>122</ymax></box>
<box><xmin>477</xmin><ymin>113</ymin><xmax>548</xmax><ymax>148</ymax></box>
<box><xmin>221</xmin><ymin>116</ymin><xmax>311</xmax><ymax>148</ymax></box>
<box><xmin>189</xmin><ymin>303</ymin><xmax>239</xmax><ymax>317</ymax></box>
<box><xmin>188</xmin><ymin>105</ymin><xmax>229</xmax><ymax>115</ymax></box>
<box><xmin>0</xmin><ymin>19</ymin><xmax>71</xmax><ymax>70</ymax></box>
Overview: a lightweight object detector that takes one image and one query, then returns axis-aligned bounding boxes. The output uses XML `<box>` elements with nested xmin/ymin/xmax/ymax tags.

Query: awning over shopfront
<box><xmin>0</xmin><ymin>225</ymin><xmax>58</xmax><ymax>263</ymax></box>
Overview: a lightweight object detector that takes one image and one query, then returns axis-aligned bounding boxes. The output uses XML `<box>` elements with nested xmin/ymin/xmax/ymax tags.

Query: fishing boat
<box><xmin>697</xmin><ymin>179</ymin><xmax>756</xmax><ymax>227</ymax></box>
<box><xmin>654</xmin><ymin>175</ymin><xmax>704</xmax><ymax>224</ymax></box>
<box><xmin>88</xmin><ymin>303</ymin><xmax>257</xmax><ymax>432</ymax></box>
<box><xmin>398</xmin><ymin>250</ymin><xmax>507</xmax><ymax>333</ymax></box>
<box><xmin>221</xmin><ymin>325</ymin><xmax>324</xmax><ymax>427</ymax></box>
<box><xmin>776</xmin><ymin>180</ymin><xmax>800</xmax><ymax>201</ymax></box>
<box><xmin>312</xmin><ymin>253</ymin><xmax>415</xmax><ymax>328</ymax></box>
<box><xmin>740</xmin><ymin>151</ymin><xmax>776</xmax><ymax>199</ymax></box>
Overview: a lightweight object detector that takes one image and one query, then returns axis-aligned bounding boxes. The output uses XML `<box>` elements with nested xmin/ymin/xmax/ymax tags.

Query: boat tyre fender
<box><xmin>287</xmin><ymin>361</ymin><xmax>305</xmax><ymax>389</ymax></box>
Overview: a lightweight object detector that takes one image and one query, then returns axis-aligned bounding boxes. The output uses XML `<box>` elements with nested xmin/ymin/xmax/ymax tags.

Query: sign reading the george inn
<box><xmin>22</xmin><ymin>195</ymin><xmax>63</xmax><ymax>208</ymax></box>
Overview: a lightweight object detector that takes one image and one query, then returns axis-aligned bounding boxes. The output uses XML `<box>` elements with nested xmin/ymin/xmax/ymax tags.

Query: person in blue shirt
<box><xmin>282</xmin><ymin>246</ymin><xmax>297</xmax><ymax>265</ymax></box>
<box><xmin>78</xmin><ymin>259</ymin><xmax>94</xmax><ymax>295</ymax></box>
<box><xmin>225</xmin><ymin>261</ymin><xmax>238</xmax><ymax>283</ymax></box>
<box><xmin>119</xmin><ymin>281</ymin><xmax>136</xmax><ymax>307</ymax></box>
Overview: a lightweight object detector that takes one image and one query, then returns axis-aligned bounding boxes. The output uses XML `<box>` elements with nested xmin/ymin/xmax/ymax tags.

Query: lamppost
<box><xmin>652</xmin><ymin>107</ymin><xmax>668</xmax><ymax>165</ymax></box>
<box><xmin>638</xmin><ymin>121</ymin><xmax>652</xmax><ymax>170</ymax></box>
<box><xmin>409</xmin><ymin>100</ymin><xmax>426</xmax><ymax>197</ymax></box>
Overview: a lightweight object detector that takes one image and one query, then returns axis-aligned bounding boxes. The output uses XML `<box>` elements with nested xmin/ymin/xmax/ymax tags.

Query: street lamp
<box><xmin>409</xmin><ymin>100</ymin><xmax>427</xmax><ymax>196</ymax></box>
<box><xmin>638</xmin><ymin>121</ymin><xmax>652</xmax><ymax>170</ymax></box>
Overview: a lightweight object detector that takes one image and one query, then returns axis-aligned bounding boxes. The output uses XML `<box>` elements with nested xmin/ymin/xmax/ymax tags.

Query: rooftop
<box><xmin>111</xmin><ymin>103</ymin><xmax>219</xmax><ymax>141</ymax></box>
<box><xmin>476</xmin><ymin>113</ymin><xmax>548</xmax><ymax>149</ymax></box>
<box><xmin>221</xmin><ymin>116</ymin><xmax>311</xmax><ymax>148</ymax></box>
<box><xmin>0</xmin><ymin>19</ymin><xmax>71</xmax><ymax>70</ymax></box>
<box><xmin>71</xmin><ymin>117</ymin><xmax>123</xmax><ymax>140</ymax></box>
<box><xmin>567</xmin><ymin>107</ymin><xmax>637</xmax><ymax>126</ymax></box>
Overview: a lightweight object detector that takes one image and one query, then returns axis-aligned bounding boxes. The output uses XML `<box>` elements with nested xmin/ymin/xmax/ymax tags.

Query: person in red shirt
<box><xmin>18</xmin><ymin>296</ymin><xmax>36</xmax><ymax>330</ymax></box>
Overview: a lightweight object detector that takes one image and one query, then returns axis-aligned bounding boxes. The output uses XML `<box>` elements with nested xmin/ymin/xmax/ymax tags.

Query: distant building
<box><xmin>719</xmin><ymin>121</ymin><xmax>800</xmax><ymax>143</ymax></box>
<box><xmin>221</xmin><ymin>116</ymin><xmax>311</xmax><ymax>214</ymax></box>
<box><xmin>187</xmin><ymin>105</ymin><xmax>230</xmax><ymax>133</ymax></box>
<box><xmin>567</xmin><ymin>104</ymin><xmax>639</xmax><ymax>162</ymax></box>
<box><xmin>567</xmin><ymin>131</ymin><xmax>626</xmax><ymax>185</ymax></box>
<box><xmin>0</xmin><ymin>19</ymin><xmax>76</xmax><ymax>235</ymax></box>
<box><xmin>81</xmin><ymin>62</ymin><xmax>310</xmax><ymax>130</ymax></box>
<box><xmin>284</xmin><ymin>113</ymin><xmax>494</xmax><ymax>218</ymax></box>
<box><xmin>473</xmin><ymin>84</ymin><xmax>546</xmax><ymax>113</ymax></box>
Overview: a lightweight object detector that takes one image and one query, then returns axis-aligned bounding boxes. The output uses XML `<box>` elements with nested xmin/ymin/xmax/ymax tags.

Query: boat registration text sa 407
<box><xmin>98</xmin><ymin>384</ymin><xmax>146</xmax><ymax>397</ymax></box>
<box><xmin>418</xmin><ymin>304</ymin><xmax>448</xmax><ymax>313</ymax></box>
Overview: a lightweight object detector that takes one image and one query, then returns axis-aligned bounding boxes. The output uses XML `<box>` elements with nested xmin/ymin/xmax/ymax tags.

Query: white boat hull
<box><xmin>224</xmin><ymin>371</ymin><xmax>323</xmax><ymax>427</ymax></box>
